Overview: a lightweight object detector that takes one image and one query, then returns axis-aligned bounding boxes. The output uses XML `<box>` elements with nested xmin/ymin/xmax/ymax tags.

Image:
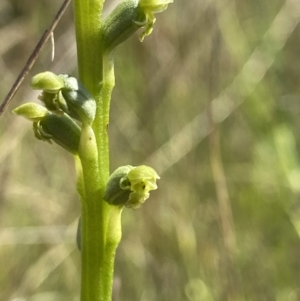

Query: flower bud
<box><xmin>35</xmin><ymin>113</ymin><xmax>81</xmax><ymax>154</ymax></box>
<box><xmin>104</xmin><ymin>165</ymin><xmax>160</xmax><ymax>209</ymax></box>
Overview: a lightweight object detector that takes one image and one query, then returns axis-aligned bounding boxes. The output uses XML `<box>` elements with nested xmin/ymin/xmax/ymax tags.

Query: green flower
<box><xmin>13</xmin><ymin>102</ymin><xmax>81</xmax><ymax>154</ymax></box>
<box><xmin>30</xmin><ymin>72</ymin><xmax>96</xmax><ymax>125</ymax></box>
<box><xmin>137</xmin><ymin>0</ymin><xmax>173</xmax><ymax>41</ymax></box>
<box><xmin>104</xmin><ymin>165</ymin><xmax>160</xmax><ymax>209</ymax></box>
<box><xmin>103</xmin><ymin>0</ymin><xmax>173</xmax><ymax>51</ymax></box>
<box><xmin>103</xmin><ymin>0</ymin><xmax>143</xmax><ymax>52</ymax></box>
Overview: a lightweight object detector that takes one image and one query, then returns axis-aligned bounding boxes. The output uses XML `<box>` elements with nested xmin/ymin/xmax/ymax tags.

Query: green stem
<box><xmin>73</xmin><ymin>1</ymin><xmax>121</xmax><ymax>301</ymax></box>
<box><xmin>73</xmin><ymin>0</ymin><xmax>104</xmax><ymax>91</ymax></box>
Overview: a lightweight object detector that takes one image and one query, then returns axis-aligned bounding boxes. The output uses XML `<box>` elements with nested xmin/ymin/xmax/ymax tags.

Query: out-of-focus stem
<box><xmin>207</xmin><ymin>17</ymin><xmax>238</xmax><ymax>301</ymax></box>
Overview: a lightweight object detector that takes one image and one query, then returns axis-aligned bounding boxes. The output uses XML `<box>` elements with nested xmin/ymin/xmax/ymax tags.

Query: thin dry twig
<box><xmin>0</xmin><ymin>0</ymin><xmax>72</xmax><ymax>117</ymax></box>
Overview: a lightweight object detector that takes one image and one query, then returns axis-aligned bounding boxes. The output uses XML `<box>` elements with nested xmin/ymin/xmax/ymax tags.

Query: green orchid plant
<box><xmin>13</xmin><ymin>0</ymin><xmax>172</xmax><ymax>300</ymax></box>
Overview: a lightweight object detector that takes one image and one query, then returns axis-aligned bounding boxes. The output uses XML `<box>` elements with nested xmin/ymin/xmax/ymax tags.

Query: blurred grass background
<box><xmin>1</xmin><ymin>0</ymin><xmax>300</xmax><ymax>300</ymax></box>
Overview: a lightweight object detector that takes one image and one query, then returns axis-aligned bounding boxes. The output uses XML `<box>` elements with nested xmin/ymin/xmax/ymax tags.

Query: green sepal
<box><xmin>31</xmin><ymin>71</ymin><xmax>65</xmax><ymax>93</ymax></box>
<box><xmin>13</xmin><ymin>102</ymin><xmax>49</xmax><ymax>121</ymax></box>
<box><xmin>35</xmin><ymin>113</ymin><xmax>81</xmax><ymax>154</ymax></box>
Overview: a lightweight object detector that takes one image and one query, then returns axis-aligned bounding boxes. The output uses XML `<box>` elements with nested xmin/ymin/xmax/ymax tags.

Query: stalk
<box><xmin>13</xmin><ymin>1</ymin><xmax>170</xmax><ymax>300</ymax></box>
